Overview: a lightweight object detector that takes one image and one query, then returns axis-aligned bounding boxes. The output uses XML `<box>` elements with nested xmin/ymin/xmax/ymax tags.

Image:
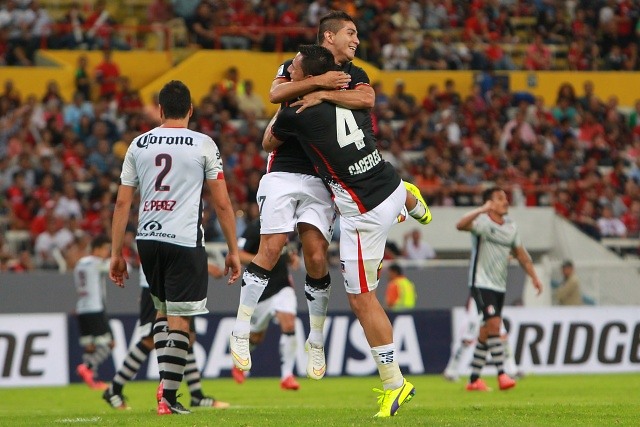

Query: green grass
<box><xmin>1</xmin><ymin>374</ymin><xmax>639</xmax><ymax>426</ymax></box>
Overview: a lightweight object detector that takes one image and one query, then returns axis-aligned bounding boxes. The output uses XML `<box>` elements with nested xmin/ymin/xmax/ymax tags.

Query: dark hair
<box><xmin>482</xmin><ymin>186</ymin><xmax>503</xmax><ymax>202</ymax></box>
<box><xmin>91</xmin><ymin>234</ymin><xmax>111</xmax><ymax>250</ymax></box>
<box><xmin>389</xmin><ymin>264</ymin><xmax>402</xmax><ymax>275</ymax></box>
<box><xmin>298</xmin><ymin>45</ymin><xmax>339</xmax><ymax>76</ymax></box>
<box><xmin>158</xmin><ymin>80</ymin><xmax>191</xmax><ymax>119</ymax></box>
<box><xmin>562</xmin><ymin>260</ymin><xmax>573</xmax><ymax>268</ymax></box>
<box><xmin>317</xmin><ymin>10</ymin><xmax>354</xmax><ymax>44</ymax></box>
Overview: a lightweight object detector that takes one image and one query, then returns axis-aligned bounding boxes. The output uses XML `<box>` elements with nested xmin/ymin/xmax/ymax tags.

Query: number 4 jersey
<box><xmin>120</xmin><ymin>127</ymin><xmax>224</xmax><ymax>247</ymax></box>
<box><xmin>272</xmin><ymin>103</ymin><xmax>400</xmax><ymax>217</ymax></box>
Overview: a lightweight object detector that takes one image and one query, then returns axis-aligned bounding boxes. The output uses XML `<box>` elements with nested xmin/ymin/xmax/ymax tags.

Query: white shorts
<box><xmin>257</xmin><ymin>172</ymin><xmax>336</xmax><ymax>243</ymax></box>
<box><xmin>250</xmin><ymin>286</ymin><xmax>297</xmax><ymax>333</ymax></box>
<box><xmin>340</xmin><ymin>182</ymin><xmax>406</xmax><ymax>294</ymax></box>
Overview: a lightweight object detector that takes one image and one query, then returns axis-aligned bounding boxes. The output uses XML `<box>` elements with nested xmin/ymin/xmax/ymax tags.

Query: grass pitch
<box><xmin>1</xmin><ymin>373</ymin><xmax>638</xmax><ymax>426</ymax></box>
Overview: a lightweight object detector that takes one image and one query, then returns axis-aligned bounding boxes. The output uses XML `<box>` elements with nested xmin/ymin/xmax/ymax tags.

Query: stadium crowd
<box><xmin>1</xmin><ymin>0</ymin><xmax>640</xmax><ymax>272</ymax></box>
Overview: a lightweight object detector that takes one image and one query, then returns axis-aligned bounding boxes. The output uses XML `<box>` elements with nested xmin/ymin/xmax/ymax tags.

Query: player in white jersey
<box><xmin>443</xmin><ymin>295</ymin><xmax>520</xmax><ymax>381</ymax></box>
<box><xmin>74</xmin><ymin>235</ymin><xmax>112</xmax><ymax>390</ymax></box>
<box><xmin>103</xmin><ymin>265</ymin><xmax>230</xmax><ymax>410</ymax></box>
<box><xmin>110</xmin><ymin>80</ymin><xmax>240</xmax><ymax>415</ymax></box>
<box><xmin>456</xmin><ymin>187</ymin><xmax>542</xmax><ymax>392</ymax></box>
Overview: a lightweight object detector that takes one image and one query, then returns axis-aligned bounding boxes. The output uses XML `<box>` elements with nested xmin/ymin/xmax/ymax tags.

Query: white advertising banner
<box><xmin>452</xmin><ymin>306</ymin><xmax>640</xmax><ymax>375</ymax></box>
<box><xmin>0</xmin><ymin>314</ymin><xmax>69</xmax><ymax>387</ymax></box>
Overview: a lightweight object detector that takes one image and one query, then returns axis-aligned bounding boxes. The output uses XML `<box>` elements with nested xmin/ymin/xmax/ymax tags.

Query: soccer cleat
<box><xmin>498</xmin><ymin>373</ymin><xmax>516</xmax><ymax>390</ymax></box>
<box><xmin>91</xmin><ymin>381</ymin><xmax>109</xmax><ymax>391</ymax></box>
<box><xmin>466</xmin><ymin>378</ymin><xmax>492</xmax><ymax>391</ymax></box>
<box><xmin>230</xmin><ymin>333</ymin><xmax>252</xmax><ymax>371</ymax></box>
<box><xmin>373</xmin><ymin>379</ymin><xmax>416</xmax><ymax>418</ymax></box>
<box><xmin>191</xmin><ymin>396</ymin><xmax>230</xmax><ymax>409</ymax></box>
<box><xmin>102</xmin><ymin>388</ymin><xmax>131</xmax><ymax>410</ymax></box>
<box><xmin>157</xmin><ymin>397</ymin><xmax>191</xmax><ymax>415</ymax></box>
<box><xmin>231</xmin><ymin>366</ymin><xmax>246</xmax><ymax>384</ymax></box>
<box><xmin>305</xmin><ymin>340</ymin><xmax>326</xmax><ymax>380</ymax></box>
<box><xmin>76</xmin><ymin>364</ymin><xmax>99</xmax><ymax>389</ymax></box>
<box><xmin>404</xmin><ymin>181</ymin><xmax>432</xmax><ymax>225</ymax></box>
<box><xmin>443</xmin><ymin>369</ymin><xmax>459</xmax><ymax>382</ymax></box>
<box><xmin>280</xmin><ymin>375</ymin><xmax>300</xmax><ymax>391</ymax></box>
<box><xmin>156</xmin><ymin>382</ymin><xmax>163</xmax><ymax>402</ymax></box>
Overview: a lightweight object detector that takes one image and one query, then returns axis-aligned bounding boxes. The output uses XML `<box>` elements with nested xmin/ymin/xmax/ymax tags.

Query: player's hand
<box><xmin>224</xmin><ymin>252</ymin><xmax>242</xmax><ymax>284</ymax></box>
<box><xmin>532</xmin><ymin>277</ymin><xmax>543</xmax><ymax>295</ymax></box>
<box><xmin>481</xmin><ymin>200</ymin><xmax>492</xmax><ymax>212</ymax></box>
<box><xmin>290</xmin><ymin>91</ymin><xmax>324</xmax><ymax>113</ymax></box>
<box><xmin>314</xmin><ymin>71</ymin><xmax>350</xmax><ymax>89</ymax></box>
<box><xmin>109</xmin><ymin>255</ymin><xmax>129</xmax><ymax>287</ymax></box>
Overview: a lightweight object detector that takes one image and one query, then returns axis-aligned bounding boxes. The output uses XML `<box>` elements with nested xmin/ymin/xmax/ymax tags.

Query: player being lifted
<box><xmin>229</xmin><ymin>11</ymin><xmax>430</xmax><ymax>385</ymax></box>
<box><xmin>265</xmin><ymin>44</ymin><xmax>418</xmax><ymax>417</ymax></box>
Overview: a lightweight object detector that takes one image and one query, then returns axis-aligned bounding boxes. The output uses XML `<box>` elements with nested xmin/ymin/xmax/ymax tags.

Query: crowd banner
<box><xmin>0</xmin><ymin>314</ymin><xmax>69</xmax><ymax>387</ymax></box>
<box><xmin>451</xmin><ymin>306</ymin><xmax>640</xmax><ymax>375</ymax></box>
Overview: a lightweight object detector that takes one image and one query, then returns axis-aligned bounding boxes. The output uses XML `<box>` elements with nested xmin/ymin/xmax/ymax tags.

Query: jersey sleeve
<box><xmin>271</xmin><ymin>109</ymin><xmax>297</xmax><ymax>141</ymax></box>
<box><xmin>120</xmin><ymin>144</ymin><xmax>138</xmax><ymax>187</ymax></box>
<box><xmin>203</xmin><ymin>137</ymin><xmax>224</xmax><ymax>180</ymax></box>
<box><xmin>470</xmin><ymin>214</ymin><xmax>491</xmax><ymax>236</ymax></box>
<box><xmin>347</xmin><ymin>64</ymin><xmax>370</xmax><ymax>88</ymax></box>
<box><xmin>275</xmin><ymin>59</ymin><xmax>293</xmax><ymax>80</ymax></box>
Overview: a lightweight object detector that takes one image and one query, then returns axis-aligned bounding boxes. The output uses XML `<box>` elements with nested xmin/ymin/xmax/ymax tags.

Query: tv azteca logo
<box><xmin>137</xmin><ymin>221</ymin><xmax>176</xmax><ymax>239</ymax></box>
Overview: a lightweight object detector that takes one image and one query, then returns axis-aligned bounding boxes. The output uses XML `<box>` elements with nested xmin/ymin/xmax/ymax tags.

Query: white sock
<box><xmin>279</xmin><ymin>332</ymin><xmax>297</xmax><ymax>379</ymax></box>
<box><xmin>305</xmin><ymin>274</ymin><xmax>330</xmax><ymax>345</ymax></box>
<box><xmin>371</xmin><ymin>344</ymin><xmax>403</xmax><ymax>390</ymax></box>
<box><xmin>233</xmin><ymin>263</ymin><xmax>269</xmax><ymax>335</ymax></box>
<box><xmin>408</xmin><ymin>201</ymin><xmax>426</xmax><ymax>219</ymax></box>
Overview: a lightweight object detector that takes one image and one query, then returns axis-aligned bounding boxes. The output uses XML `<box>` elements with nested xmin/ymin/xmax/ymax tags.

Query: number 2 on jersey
<box><xmin>335</xmin><ymin>106</ymin><xmax>365</xmax><ymax>150</ymax></box>
<box><xmin>155</xmin><ymin>153</ymin><xmax>172</xmax><ymax>191</ymax></box>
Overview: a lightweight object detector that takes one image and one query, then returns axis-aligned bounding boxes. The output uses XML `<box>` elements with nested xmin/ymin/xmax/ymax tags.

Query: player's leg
<box><xmin>403</xmin><ymin>181</ymin><xmax>432</xmax><ymax>225</ymax></box>
<box><xmin>341</xmin><ymin>183</ymin><xmax>414</xmax><ymax>417</ymax></box>
<box><xmin>444</xmin><ymin>298</ymin><xmax>481</xmax><ymax>381</ymax></box>
<box><xmin>466</xmin><ymin>289</ymin><xmax>493</xmax><ymax>391</ymax></box>
<box><xmin>273</xmin><ymin>287</ymin><xmax>299</xmax><ymax>390</ymax></box>
<box><xmin>295</xmin><ymin>174</ymin><xmax>335</xmax><ymax>379</ymax></box>
<box><xmin>185</xmin><ymin>325</ymin><xmax>230</xmax><ymax>408</ymax></box>
<box><xmin>232</xmin><ymin>173</ymin><xmax>297</xmax><ymax>369</ymax></box>
<box><xmin>484</xmin><ymin>293</ymin><xmax>515</xmax><ymax>390</ymax></box>
<box><xmin>232</xmin><ymin>297</ymin><xmax>271</xmax><ymax>383</ymax></box>
<box><xmin>105</xmin><ymin>286</ymin><xmax>156</xmax><ymax>409</ymax></box>
<box><xmin>77</xmin><ymin>312</ymin><xmax>112</xmax><ymax>390</ymax></box>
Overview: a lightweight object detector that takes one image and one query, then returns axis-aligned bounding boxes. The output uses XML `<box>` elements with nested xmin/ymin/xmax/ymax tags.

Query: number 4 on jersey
<box><xmin>335</xmin><ymin>106</ymin><xmax>365</xmax><ymax>150</ymax></box>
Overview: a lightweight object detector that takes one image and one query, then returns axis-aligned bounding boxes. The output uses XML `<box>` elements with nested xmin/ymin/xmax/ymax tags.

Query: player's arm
<box><xmin>207</xmin><ymin>179</ymin><xmax>241</xmax><ymax>283</ymax></box>
<box><xmin>269</xmin><ymin>71</ymin><xmax>351</xmax><ymax>104</ymax></box>
<box><xmin>290</xmin><ymin>85</ymin><xmax>375</xmax><ymax>113</ymax></box>
<box><xmin>456</xmin><ymin>201</ymin><xmax>491</xmax><ymax>231</ymax></box>
<box><xmin>512</xmin><ymin>245</ymin><xmax>543</xmax><ymax>295</ymax></box>
<box><xmin>110</xmin><ymin>184</ymin><xmax>135</xmax><ymax>287</ymax></box>
<box><xmin>262</xmin><ymin>108</ymin><xmax>283</xmax><ymax>153</ymax></box>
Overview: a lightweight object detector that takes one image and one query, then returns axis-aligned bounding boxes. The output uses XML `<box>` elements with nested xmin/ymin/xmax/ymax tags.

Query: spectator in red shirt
<box><xmin>524</xmin><ymin>33</ymin><xmax>552</xmax><ymax>70</ymax></box>
<box><xmin>94</xmin><ymin>49</ymin><xmax>120</xmax><ymax>99</ymax></box>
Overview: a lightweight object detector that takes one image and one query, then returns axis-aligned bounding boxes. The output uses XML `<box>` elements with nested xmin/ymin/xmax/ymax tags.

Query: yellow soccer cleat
<box><xmin>404</xmin><ymin>182</ymin><xmax>432</xmax><ymax>225</ymax></box>
<box><xmin>373</xmin><ymin>379</ymin><xmax>416</xmax><ymax>418</ymax></box>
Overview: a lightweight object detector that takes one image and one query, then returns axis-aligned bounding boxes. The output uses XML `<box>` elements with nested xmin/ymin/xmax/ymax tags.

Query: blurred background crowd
<box><xmin>1</xmin><ymin>0</ymin><xmax>640</xmax><ymax>272</ymax></box>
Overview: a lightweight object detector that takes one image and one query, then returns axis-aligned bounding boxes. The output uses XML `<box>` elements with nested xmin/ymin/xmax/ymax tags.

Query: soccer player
<box><xmin>110</xmin><ymin>80</ymin><xmax>241</xmax><ymax>415</ymax></box>
<box><xmin>231</xmin><ymin>202</ymin><xmax>301</xmax><ymax>390</ymax></box>
<box><xmin>230</xmin><ymin>10</ymin><xmax>431</xmax><ymax>382</ymax></box>
<box><xmin>456</xmin><ymin>187</ymin><xmax>543</xmax><ymax>391</ymax></box>
<box><xmin>102</xmin><ymin>266</ymin><xmax>230</xmax><ymax>410</ymax></box>
<box><xmin>266</xmin><ymin>44</ymin><xmax>416</xmax><ymax>418</ymax></box>
<box><xmin>74</xmin><ymin>234</ymin><xmax>113</xmax><ymax>391</ymax></box>
<box><xmin>443</xmin><ymin>295</ymin><xmax>520</xmax><ymax>382</ymax></box>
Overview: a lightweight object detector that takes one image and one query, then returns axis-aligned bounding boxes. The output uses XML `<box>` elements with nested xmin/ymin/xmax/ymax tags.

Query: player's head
<box><xmin>389</xmin><ymin>264</ymin><xmax>403</xmax><ymax>278</ymax></box>
<box><xmin>317</xmin><ymin>10</ymin><xmax>358</xmax><ymax>64</ymax></box>
<box><xmin>482</xmin><ymin>186</ymin><xmax>509</xmax><ymax>216</ymax></box>
<box><xmin>289</xmin><ymin>45</ymin><xmax>339</xmax><ymax>82</ymax></box>
<box><xmin>158</xmin><ymin>80</ymin><xmax>193</xmax><ymax>120</ymax></box>
<box><xmin>91</xmin><ymin>234</ymin><xmax>111</xmax><ymax>258</ymax></box>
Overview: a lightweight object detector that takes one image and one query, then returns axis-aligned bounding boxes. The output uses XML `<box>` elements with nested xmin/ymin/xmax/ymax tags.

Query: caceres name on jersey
<box><xmin>121</xmin><ymin>126</ymin><xmax>224</xmax><ymax>248</ymax></box>
<box><xmin>272</xmin><ymin>103</ymin><xmax>400</xmax><ymax>217</ymax></box>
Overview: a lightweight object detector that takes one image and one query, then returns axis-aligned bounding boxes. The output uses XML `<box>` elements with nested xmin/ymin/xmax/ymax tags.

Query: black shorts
<box><xmin>138</xmin><ymin>287</ymin><xmax>198</xmax><ymax>337</ymax></box>
<box><xmin>137</xmin><ymin>239</ymin><xmax>209</xmax><ymax>316</ymax></box>
<box><xmin>78</xmin><ymin>312</ymin><xmax>113</xmax><ymax>346</ymax></box>
<box><xmin>471</xmin><ymin>288</ymin><xmax>505</xmax><ymax>322</ymax></box>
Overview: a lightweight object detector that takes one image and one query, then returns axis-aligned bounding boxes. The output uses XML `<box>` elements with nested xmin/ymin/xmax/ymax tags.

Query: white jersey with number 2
<box><xmin>120</xmin><ymin>126</ymin><xmax>224</xmax><ymax>248</ymax></box>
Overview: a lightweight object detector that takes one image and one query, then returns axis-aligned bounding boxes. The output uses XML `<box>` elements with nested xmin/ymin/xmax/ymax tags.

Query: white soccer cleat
<box><xmin>230</xmin><ymin>333</ymin><xmax>251</xmax><ymax>371</ymax></box>
<box><xmin>305</xmin><ymin>339</ymin><xmax>326</xmax><ymax>380</ymax></box>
